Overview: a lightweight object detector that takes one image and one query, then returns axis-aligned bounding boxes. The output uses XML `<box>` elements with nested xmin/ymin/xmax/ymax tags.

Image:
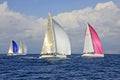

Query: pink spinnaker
<box><xmin>88</xmin><ymin>24</ymin><xmax>103</xmax><ymax>54</ymax></box>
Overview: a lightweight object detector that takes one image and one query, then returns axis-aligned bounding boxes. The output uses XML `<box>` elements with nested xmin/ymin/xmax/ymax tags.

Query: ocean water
<box><xmin>0</xmin><ymin>54</ymin><xmax>120</xmax><ymax>80</ymax></box>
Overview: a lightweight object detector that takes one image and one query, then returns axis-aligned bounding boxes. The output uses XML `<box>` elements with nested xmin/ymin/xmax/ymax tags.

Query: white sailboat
<box><xmin>7</xmin><ymin>40</ymin><xmax>18</xmax><ymax>56</ymax></box>
<box><xmin>18</xmin><ymin>41</ymin><xmax>27</xmax><ymax>55</ymax></box>
<box><xmin>82</xmin><ymin>23</ymin><xmax>104</xmax><ymax>57</ymax></box>
<box><xmin>39</xmin><ymin>13</ymin><xmax>71</xmax><ymax>59</ymax></box>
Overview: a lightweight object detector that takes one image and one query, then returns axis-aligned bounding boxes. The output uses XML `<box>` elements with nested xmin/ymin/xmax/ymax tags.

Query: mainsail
<box><xmin>83</xmin><ymin>24</ymin><xmax>94</xmax><ymax>53</ymax></box>
<box><xmin>41</xmin><ymin>13</ymin><xmax>55</xmax><ymax>54</ymax></box>
<box><xmin>8</xmin><ymin>40</ymin><xmax>13</xmax><ymax>53</ymax></box>
<box><xmin>83</xmin><ymin>23</ymin><xmax>103</xmax><ymax>54</ymax></box>
<box><xmin>41</xmin><ymin>13</ymin><xmax>71</xmax><ymax>56</ymax></box>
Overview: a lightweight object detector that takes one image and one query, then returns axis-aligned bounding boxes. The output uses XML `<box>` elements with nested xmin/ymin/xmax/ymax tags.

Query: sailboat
<box><xmin>7</xmin><ymin>40</ymin><xmax>18</xmax><ymax>56</ymax></box>
<box><xmin>39</xmin><ymin>13</ymin><xmax>71</xmax><ymax>59</ymax></box>
<box><xmin>18</xmin><ymin>40</ymin><xmax>27</xmax><ymax>55</ymax></box>
<box><xmin>82</xmin><ymin>23</ymin><xmax>104</xmax><ymax>57</ymax></box>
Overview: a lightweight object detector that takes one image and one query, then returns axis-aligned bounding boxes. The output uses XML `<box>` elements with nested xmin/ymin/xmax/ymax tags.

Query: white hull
<box><xmin>17</xmin><ymin>53</ymin><xmax>26</xmax><ymax>56</ymax></box>
<box><xmin>81</xmin><ymin>53</ymin><xmax>104</xmax><ymax>58</ymax></box>
<box><xmin>7</xmin><ymin>53</ymin><xmax>17</xmax><ymax>56</ymax></box>
<box><xmin>7</xmin><ymin>53</ymin><xmax>26</xmax><ymax>56</ymax></box>
<box><xmin>39</xmin><ymin>54</ymin><xmax>67</xmax><ymax>59</ymax></box>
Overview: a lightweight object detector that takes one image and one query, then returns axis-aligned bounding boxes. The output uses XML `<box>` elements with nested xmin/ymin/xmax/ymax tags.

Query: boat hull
<box><xmin>39</xmin><ymin>54</ymin><xmax>67</xmax><ymax>60</ymax></box>
<box><xmin>17</xmin><ymin>53</ymin><xmax>26</xmax><ymax>56</ymax></box>
<box><xmin>7</xmin><ymin>53</ymin><xmax>17</xmax><ymax>56</ymax></box>
<box><xmin>81</xmin><ymin>53</ymin><xmax>104</xmax><ymax>58</ymax></box>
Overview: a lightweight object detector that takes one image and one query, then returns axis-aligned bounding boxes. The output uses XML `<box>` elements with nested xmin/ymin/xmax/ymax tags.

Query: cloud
<box><xmin>0</xmin><ymin>2</ymin><xmax>47</xmax><ymax>39</ymax></box>
<box><xmin>95</xmin><ymin>1</ymin><xmax>117</xmax><ymax>11</ymax></box>
<box><xmin>0</xmin><ymin>1</ymin><xmax>119</xmax><ymax>53</ymax></box>
<box><xmin>0</xmin><ymin>1</ymin><xmax>47</xmax><ymax>53</ymax></box>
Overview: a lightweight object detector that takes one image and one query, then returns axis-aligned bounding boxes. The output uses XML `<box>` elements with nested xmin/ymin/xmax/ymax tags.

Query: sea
<box><xmin>0</xmin><ymin>54</ymin><xmax>120</xmax><ymax>80</ymax></box>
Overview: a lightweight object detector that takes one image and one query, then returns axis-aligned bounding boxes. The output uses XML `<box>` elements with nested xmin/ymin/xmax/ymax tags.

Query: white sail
<box><xmin>23</xmin><ymin>44</ymin><xmax>27</xmax><ymax>54</ymax></box>
<box><xmin>18</xmin><ymin>41</ymin><xmax>27</xmax><ymax>55</ymax></box>
<box><xmin>52</xmin><ymin>19</ymin><xmax>71</xmax><ymax>55</ymax></box>
<box><xmin>8</xmin><ymin>40</ymin><xmax>13</xmax><ymax>54</ymax></box>
<box><xmin>83</xmin><ymin>25</ymin><xmax>94</xmax><ymax>53</ymax></box>
<box><xmin>18</xmin><ymin>41</ymin><xmax>23</xmax><ymax>54</ymax></box>
<box><xmin>41</xmin><ymin>13</ymin><xmax>55</xmax><ymax>54</ymax></box>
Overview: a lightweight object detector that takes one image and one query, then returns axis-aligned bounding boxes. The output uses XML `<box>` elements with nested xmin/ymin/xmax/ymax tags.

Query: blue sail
<box><xmin>12</xmin><ymin>40</ymin><xmax>18</xmax><ymax>53</ymax></box>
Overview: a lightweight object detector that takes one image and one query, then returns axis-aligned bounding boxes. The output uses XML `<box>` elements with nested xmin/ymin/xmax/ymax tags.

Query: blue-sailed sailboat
<box><xmin>7</xmin><ymin>40</ymin><xmax>18</xmax><ymax>56</ymax></box>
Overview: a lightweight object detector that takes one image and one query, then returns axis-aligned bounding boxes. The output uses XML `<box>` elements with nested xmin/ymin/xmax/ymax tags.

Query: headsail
<box><xmin>88</xmin><ymin>24</ymin><xmax>103</xmax><ymax>54</ymax></box>
<box><xmin>52</xmin><ymin>19</ymin><xmax>71</xmax><ymax>55</ymax></box>
<box><xmin>12</xmin><ymin>40</ymin><xmax>18</xmax><ymax>53</ymax></box>
<box><xmin>23</xmin><ymin>44</ymin><xmax>27</xmax><ymax>54</ymax></box>
<box><xmin>18</xmin><ymin>41</ymin><xmax>23</xmax><ymax>54</ymax></box>
<box><xmin>18</xmin><ymin>41</ymin><xmax>27</xmax><ymax>55</ymax></box>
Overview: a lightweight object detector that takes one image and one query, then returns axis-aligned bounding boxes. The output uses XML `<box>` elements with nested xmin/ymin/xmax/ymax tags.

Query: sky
<box><xmin>0</xmin><ymin>0</ymin><xmax>120</xmax><ymax>54</ymax></box>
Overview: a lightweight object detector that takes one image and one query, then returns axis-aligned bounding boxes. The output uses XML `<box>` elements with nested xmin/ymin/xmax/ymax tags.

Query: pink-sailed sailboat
<box><xmin>82</xmin><ymin>23</ymin><xmax>104</xmax><ymax>57</ymax></box>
